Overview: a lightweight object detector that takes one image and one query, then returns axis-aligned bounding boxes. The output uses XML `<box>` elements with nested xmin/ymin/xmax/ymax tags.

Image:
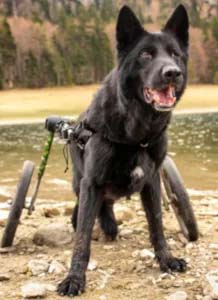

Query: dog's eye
<box><xmin>171</xmin><ymin>51</ymin><xmax>179</xmax><ymax>59</ymax></box>
<box><xmin>140</xmin><ymin>51</ymin><xmax>152</xmax><ymax>60</ymax></box>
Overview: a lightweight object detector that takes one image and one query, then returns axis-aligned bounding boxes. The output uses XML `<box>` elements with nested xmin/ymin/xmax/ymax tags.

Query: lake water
<box><xmin>0</xmin><ymin>113</ymin><xmax>217</xmax><ymax>203</ymax></box>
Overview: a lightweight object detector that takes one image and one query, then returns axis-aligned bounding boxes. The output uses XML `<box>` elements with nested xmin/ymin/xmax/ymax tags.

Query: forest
<box><xmin>0</xmin><ymin>0</ymin><xmax>218</xmax><ymax>88</ymax></box>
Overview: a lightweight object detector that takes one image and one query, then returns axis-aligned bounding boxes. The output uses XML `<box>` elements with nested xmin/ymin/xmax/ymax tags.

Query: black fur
<box><xmin>58</xmin><ymin>4</ymin><xmax>189</xmax><ymax>296</ymax></box>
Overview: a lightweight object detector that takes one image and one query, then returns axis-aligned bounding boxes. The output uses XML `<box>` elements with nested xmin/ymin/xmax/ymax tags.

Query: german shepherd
<box><xmin>58</xmin><ymin>4</ymin><xmax>189</xmax><ymax>296</ymax></box>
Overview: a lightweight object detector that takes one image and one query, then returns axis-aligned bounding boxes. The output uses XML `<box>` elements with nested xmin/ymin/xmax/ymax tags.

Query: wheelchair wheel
<box><xmin>161</xmin><ymin>156</ymin><xmax>199</xmax><ymax>242</ymax></box>
<box><xmin>1</xmin><ymin>160</ymin><xmax>35</xmax><ymax>248</ymax></box>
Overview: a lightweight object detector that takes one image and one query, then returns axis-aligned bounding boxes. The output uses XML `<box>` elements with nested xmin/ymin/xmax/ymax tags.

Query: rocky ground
<box><xmin>0</xmin><ymin>194</ymin><xmax>218</xmax><ymax>300</ymax></box>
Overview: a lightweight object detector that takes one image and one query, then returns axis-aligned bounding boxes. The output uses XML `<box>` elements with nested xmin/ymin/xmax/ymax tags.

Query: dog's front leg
<box><xmin>140</xmin><ymin>173</ymin><xmax>187</xmax><ymax>273</ymax></box>
<box><xmin>58</xmin><ymin>177</ymin><xmax>102</xmax><ymax>296</ymax></box>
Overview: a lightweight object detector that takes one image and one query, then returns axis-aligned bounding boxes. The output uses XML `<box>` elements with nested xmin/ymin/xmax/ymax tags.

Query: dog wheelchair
<box><xmin>1</xmin><ymin>116</ymin><xmax>198</xmax><ymax>248</ymax></box>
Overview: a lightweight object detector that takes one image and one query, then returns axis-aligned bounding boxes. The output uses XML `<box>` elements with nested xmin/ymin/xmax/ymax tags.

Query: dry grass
<box><xmin>0</xmin><ymin>84</ymin><xmax>218</xmax><ymax>122</ymax></box>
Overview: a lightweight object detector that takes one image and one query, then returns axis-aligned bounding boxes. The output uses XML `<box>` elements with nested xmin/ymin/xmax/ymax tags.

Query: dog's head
<box><xmin>117</xmin><ymin>5</ymin><xmax>189</xmax><ymax>112</ymax></box>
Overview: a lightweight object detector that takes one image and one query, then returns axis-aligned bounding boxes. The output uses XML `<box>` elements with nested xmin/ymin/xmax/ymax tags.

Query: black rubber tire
<box><xmin>161</xmin><ymin>156</ymin><xmax>199</xmax><ymax>241</ymax></box>
<box><xmin>1</xmin><ymin>160</ymin><xmax>35</xmax><ymax>247</ymax></box>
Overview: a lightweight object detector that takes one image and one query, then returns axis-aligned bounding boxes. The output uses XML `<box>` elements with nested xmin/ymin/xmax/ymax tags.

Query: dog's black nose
<box><xmin>162</xmin><ymin>66</ymin><xmax>182</xmax><ymax>83</ymax></box>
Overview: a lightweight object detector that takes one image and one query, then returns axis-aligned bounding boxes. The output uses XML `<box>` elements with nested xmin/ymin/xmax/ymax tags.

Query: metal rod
<box><xmin>28</xmin><ymin>132</ymin><xmax>54</xmax><ymax>214</ymax></box>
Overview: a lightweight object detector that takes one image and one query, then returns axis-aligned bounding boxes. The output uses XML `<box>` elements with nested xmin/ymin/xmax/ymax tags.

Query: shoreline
<box><xmin>0</xmin><ymin>108</ymin><xmax>218</xmax><ymax>126</ymax></box>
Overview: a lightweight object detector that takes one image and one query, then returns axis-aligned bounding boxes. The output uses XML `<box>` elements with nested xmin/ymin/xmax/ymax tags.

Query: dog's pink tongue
<box><xmin>155</xmin><ymin>87</ymin><xmax>175</xmax><ymax>105</ymax></box>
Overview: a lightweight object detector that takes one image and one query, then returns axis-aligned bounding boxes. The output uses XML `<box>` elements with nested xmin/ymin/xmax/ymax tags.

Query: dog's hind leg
<box><xmin>140</xmin><ymin>173</ymin><xmax>187</xmax><ymax>273</ymax></box>
<box><xmin>72</xmin><ymin>200</ymin><xmax>118</xmax><ymax>241</ymax></box>
<box><xmin>98</xmin><ymin>201</ymin><xmax>118</xmax><ymax>240</ymax></box>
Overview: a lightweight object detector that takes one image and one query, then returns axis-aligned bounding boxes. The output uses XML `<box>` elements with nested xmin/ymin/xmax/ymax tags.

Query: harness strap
<box><xmin>72</xmin><ymin>120</ymin><xmax>166</xmax><ymax>150</ymax></box>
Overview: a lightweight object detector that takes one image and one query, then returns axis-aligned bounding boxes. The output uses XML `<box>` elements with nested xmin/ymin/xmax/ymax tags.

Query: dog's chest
<box><xmin>104</xmin><ymin>145</ymin><xmax>147</xmax><ymax>197</ymax></box>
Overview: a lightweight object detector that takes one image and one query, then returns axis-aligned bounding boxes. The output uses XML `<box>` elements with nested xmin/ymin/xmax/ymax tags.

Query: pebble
<box><xmin>0</xmin><ymin>246</ymin><xmax>15</xmax><ymax>253</ymax></box>
<box><xmin>88</xmin><ymin>260</ymin><xmax>98</xmax><ymax>271</ymax></box>
<box><xmin>209</xmin><ymin>243</ymin><xmax>218</xmax><ymax>250</ymax></box>
<box><xmin>99</xmin><ymin>295</ymin><xmax>108</xmax><ymax>300</ymax></box>
<box><xmin>139</xmin><ymin>249</ymin><xmax>155</xmax><ymax>260</ymax></box>
<box><xmin>64</xmin><ymin>205</ymin><xmax>73</xmax><ymax>216</ymax></box>
<box><xmin>42</xmin><ymin>207</ymin><xmax>60</xmax><ymax>218</ymax></box>
<box><xmin>21</xmin><ymin>282</ymin><xmax>46</xmax><ymax>298</ymax></box>
<box><xmin>0</xmin><ymin>273</ymin><xmax>10</xmax><ymax>281</ymax></box>
<box><xmin>205</xmin><ymin>270</ymin><xmax>218</xmax><ymax>299</ymax></box>
<box><xmin>103</xmin><ymin>245</ymin><xmax>115</xmax><ymax>250</ymax></box>
<box><xmin>167</xmin><ymin>291</ymin><xmax>188</xmax><ymax>300</ymax></box>
<box><xmin>33</xmin><ymin>223</ymin><xmax>73</xmax><ymax>247</ymax></box>
<box><xmin>132</xmin><ymin>250</ymin><xmax>140</xmax><ymax>258</ymax></box>
<box><xmin>186</xmin><ymin>243</ymin><xmax>194</xmax><ymax>250</ymax></box>
<box><xmin>120</xmin><ymin>228</ymin><xmax>133</xmax><ymax>238</ymax></box>
<box><xmin>92</xmin><ymin>222</ymin><xmax>101</xmax><ymax>241</ymax></box>
<box><xmin>48</xmin><ymin>260</ymin><xmax>66</xmax><ymax>274</ymax></box>
<box><xmin>160</xmin><ymin>273</ymin><xmax>175</xmax><ymax>280</ymax></box>
<box><xmin>44</xmin><ymin>283</ymin><xmax>56</xmax><ymax>292</ymax></box>
<box><xmin>137</xmin><ymin>211</ymin><xmax>145</xmax><ymax>217</ymax></box>
<box><xmin>114</xmin><ymin>206</ymin><xmax>134</xmax><ymax>224</ymax></box>
<box><xmin>173</xmin><ymin>280</ymin><xmax>184</xmax><ymax>288</ymax></box>
<box><xmin>0</xmin><ymin>210</ymin><xmax>9</xmax><ymax>226</ymax></box>
<box><xmin>28</xmin><ymin>259</ymin><xmax>49</xmax><ymax>276</ymax></box>
<box><xmin>168</xmin><ymin>238</ymin><xmax>179</xmax><ymax>250</ymax></box>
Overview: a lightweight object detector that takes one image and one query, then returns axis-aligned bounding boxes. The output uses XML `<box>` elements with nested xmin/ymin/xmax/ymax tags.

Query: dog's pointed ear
<box><xmin>163</xmin><ymin>4</ymin><xmax>189</xmax><ymax>48</ymax></box>
<box><xmin>116</xmin><ymin>6</ymin><xmax>144</xmax><ymax>52</ymax></box>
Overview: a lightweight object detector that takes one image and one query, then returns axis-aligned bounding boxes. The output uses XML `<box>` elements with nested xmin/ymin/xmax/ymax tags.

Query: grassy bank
<box><xmin>0</xmin><ymin>84</ymin><xmax>218</xmax><ymax>122</ymax></box>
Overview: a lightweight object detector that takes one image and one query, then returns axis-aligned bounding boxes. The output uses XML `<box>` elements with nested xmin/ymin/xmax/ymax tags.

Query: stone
<box><xmin>167</xmin><ymin>291</ymin><xmax>187</xmax><ymax>300</ymax></box>
<box><xmin>120</xmin><ymin>229</ymin><xmax>133</xmax><ymax>238</ymax></box>
<box><xmin>209</xmin><ymin>244</ymin><xmax>218</xmax><ymax>250</ymax></box>
<box><xmin>0</xmin><ymin>210</ymin><xmax>9</xmax><ymax>226</ymax></box>
<box><xmin>44</xmin><ymin>283</ymin><xmax>56</xmax><ymax>292</ymax></box>
<box><xmin>33</xmin><ymin>223</ymin><xmax>73</xmax><ymax>247</ymax></box>
<box><xmin>168</xmin><ymin>238</ymin><xmax>179</xmax><ymax>250</ymax></box>
<box><xmin>132</xmin><ymin>250</ymin><xmax>140</xmax><ymax>258</ymax></box>
<box><xmin>21</xmin><ymin>282</ymin><xmax>46</xmax><ymax>298</ymax></box>
<box><xmin>0</xmin><ymin>274</ymin><xmax>10</xmax><ymax>281</ymax></box>
<box><xmin>205</xmin><ymin>270</ymin><xmax>218</xmax><ymax>299</ymax></box>
<box><xmin>42</xmin><ymin>207</ymin><xmax>60</xmax><ymax>218</ymax></box>
<box><xmin>137</xmin><ymin>211</ymin><xmax>145</xmax><ymax>216</ymax></box>
<box><xmin>139</xmin><ymin>249</ymin><xmax>155</xmax><ymax>260</ymax></box>
<box><xmin>88</xmin><ymin>260</ymin><xmax>98</xmax><ymax>271</ymax></box>
<box><xmin>92</xmin><ymin>222</ymin><xmax>101</xmax><ymax>241</ymax></box>
<box><xmin>28</xmin><ymin>259</ymin><xmax>49</xmax><ymax>276</ymax></box>
<box><xmin>114</xmin><ymin>205</ymin><xmax>134</xmax><ymax>225</ymax></box>
<box><xmin>159</xmin><ymin>273</ymin><xmax>175</xmax><ymax>280</ymax></box>
<box><xmin>0</xmin><ymin>246</ymin><xmax>15</xmax><ymax>254</ymax></box>
<box><xmin>64</xmin><ymin>205</ymin><xmax>73</xmax><ymax>216</ymax></box>
<box><xmin>48</xmin><ymin>260</ymin><xmax>66</xmax><ymax>274</ymax></box>
<box><xmin>103</xmin><ymin>245</ymin><xmax>114</xmax><ymax>250</ymax></box>
<box><xmin>99</xmin><ymin>295</ymin><xmax>108</xmax><ymax>300</ymax></box>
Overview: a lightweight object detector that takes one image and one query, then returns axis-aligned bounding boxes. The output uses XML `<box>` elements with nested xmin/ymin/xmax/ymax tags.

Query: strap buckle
<box><xmin>140</xmin><ymin>142</ymin><xmax>149</xmax><ymax>148</ymax></box>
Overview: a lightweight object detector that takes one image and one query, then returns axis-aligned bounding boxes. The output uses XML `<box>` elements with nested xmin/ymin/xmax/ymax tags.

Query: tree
<box><xmin>24</xmin><ymin>51</ymin><xmax>39</xmax><ymax>87</ymax></box>
<box><xmin>0</xmin><ymin>18</ymin><xmax>16</xmax><ymax>88</ymax></box>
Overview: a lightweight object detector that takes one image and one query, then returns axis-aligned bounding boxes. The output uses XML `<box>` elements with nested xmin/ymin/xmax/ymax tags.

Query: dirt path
<box><xmin>0</xmin><ymin>194</ymin><xmax>218</xmax><ymax>300</ymax></box>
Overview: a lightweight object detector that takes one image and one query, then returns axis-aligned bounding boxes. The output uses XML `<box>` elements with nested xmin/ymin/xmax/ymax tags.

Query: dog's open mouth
<box><xmin>143</xmin><ymin>86</ymin><xmax>176</xmax><ymax>111</ymax></box>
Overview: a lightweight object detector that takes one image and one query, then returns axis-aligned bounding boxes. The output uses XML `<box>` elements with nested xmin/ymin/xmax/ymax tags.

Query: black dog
<box><xmin>58</xmin><ymin>4</ymin><xmax>189</xmax><ymax>296</ymax></box>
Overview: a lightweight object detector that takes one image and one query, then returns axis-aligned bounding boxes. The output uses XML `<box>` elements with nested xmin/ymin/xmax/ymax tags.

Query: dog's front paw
<box><xmin>57</xmin><ymin>274</ymin><xmax>86</xmax><ymax>296</ymax></box>
<box><xmin>158</xmin><ymin>255</ymin><xmax>187</xmax><ymax>273</ymax></box>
